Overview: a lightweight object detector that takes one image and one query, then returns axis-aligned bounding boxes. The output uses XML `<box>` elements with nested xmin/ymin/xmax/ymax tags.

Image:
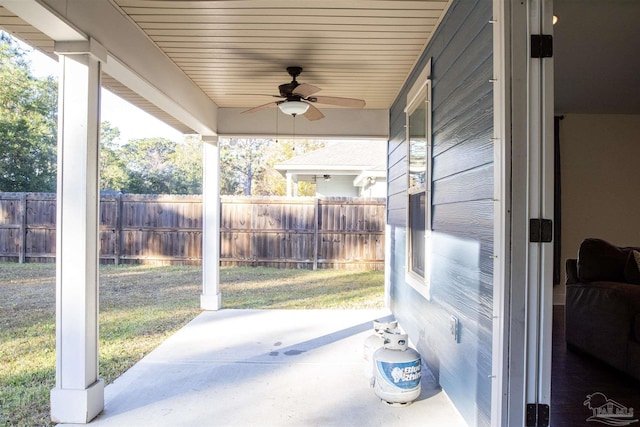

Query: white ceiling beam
<box><xmin>217</xmin><ymin>108</ymin><xmax>389</xmax><ymax>140</ymax></box>
<box><xmin>0</xmin><ymin>0</ymin><xmax>86</xmax><ymax>41</ymax></box>
<box><xmin>102</xmin><ymin>53</ymin><xmax>216</xmax><ymax>136</ymax></box>
<box><xmin>2</xmin><ymin>0</ymin><xmax>218</xmax><ymax>136</ymax></box>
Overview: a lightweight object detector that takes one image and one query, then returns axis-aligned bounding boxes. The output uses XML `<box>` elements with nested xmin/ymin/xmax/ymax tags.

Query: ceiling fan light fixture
<box><xmin>279</xmin><ymin>100</ymin><xmax>309</xmax><ymax>116</ymax></box>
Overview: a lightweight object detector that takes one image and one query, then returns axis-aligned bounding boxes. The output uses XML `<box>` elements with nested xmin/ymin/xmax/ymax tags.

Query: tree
<box><xmin>99</xmin><ymin>134</ymin><xmax>202</xmax><ymax>195</ymax></box>
<box><xmin>169</xmin><ymin>135</ymin><xmax>202</xmax><ymax>194</ymax></box>
<box><xmin>99</xmin><ymin>121</ymin><xmax>129</xmax><ymax>191</ymax></box>
<box><xmin>119</xmin><ymin>137</ymin><xmax>178</xmax><ymax>194</ymax></box>
<box><xmin>219</xmin><ymin>137</ymin><xmax>326</xmax><ymax>196</ymax></box>
<box><xmin>257</xmin><ymin>138</ymin><xmax>326</xmax><ymax>196</ymax></box>
<box><xmin>0</xmin><ymin>34</ymin><xmax>57</xmax><ymax>192</ymax></box>
<box><xmin>219</xmin><ymin>138</ymin><xmax>271</xmax><ymax>195</ymax></box>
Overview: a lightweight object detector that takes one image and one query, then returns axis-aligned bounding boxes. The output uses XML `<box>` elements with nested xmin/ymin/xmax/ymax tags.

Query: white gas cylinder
<box><xmin>363</xmin><ymin>319</ymin><xmax>398</xmax><ymax>379</ymax></box>
<box><xmin>373</xmin><ymin>332</ymin><xmax>421</xmax><ymax>405</ymax></box>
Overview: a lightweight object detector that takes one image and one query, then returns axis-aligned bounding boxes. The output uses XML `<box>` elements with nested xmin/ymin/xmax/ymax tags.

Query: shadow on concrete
<box><xmin>72</xmin><ymin>309</ymin><xmax>465</xmax><ymax>427</ymax></box>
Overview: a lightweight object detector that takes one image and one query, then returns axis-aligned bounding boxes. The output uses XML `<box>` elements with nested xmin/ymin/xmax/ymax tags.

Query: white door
<box><xmin>493</xmin><ymin>0</ymin><xmax>555</xmax><ymax>425</ymax></box>
<box><xmin>523</xmin><ymin>0</ymin><xmax>555</xmax><ymax>424</ymax></box>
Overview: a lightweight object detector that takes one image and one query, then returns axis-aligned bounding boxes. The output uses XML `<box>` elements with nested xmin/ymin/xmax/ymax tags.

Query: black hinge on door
<box><xmin>531</xmin><ymin>34</ymin><xmax>553</xmax><ymax>58</ymax></box>
<box><xmin>530</xmin><ymin>218</ymin><xmax>553</xmax><ymax>243</ymax></box>
<box><xmin>526</xmin><ymin>403</ymin><xmax>550</xmax><ymax>427</ymax></box>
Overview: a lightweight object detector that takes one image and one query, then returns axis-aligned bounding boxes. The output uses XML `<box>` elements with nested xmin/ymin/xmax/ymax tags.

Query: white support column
<box><xmin>201</xmin><ymin>136</ymin><xmax>222</xmax><ymax>310</ymax></box>
<box><xmin>50</xmin><ymin>39</ymin><xmax>106</xmax><ymax>424</ymax></box>
<box><xmin>286</xmin><ymin>172</ymin><xmax>293</xmax><ymax>197</ymax></box>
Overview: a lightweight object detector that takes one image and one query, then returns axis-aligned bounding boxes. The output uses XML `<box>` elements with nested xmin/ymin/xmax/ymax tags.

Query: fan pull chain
<box><xmin>275</xmin><ymin>107</ymin><xmax>279</xmax><ymax>143</ymax></box>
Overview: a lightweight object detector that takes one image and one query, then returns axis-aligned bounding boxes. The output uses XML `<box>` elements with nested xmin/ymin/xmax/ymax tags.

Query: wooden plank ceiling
<box><xmin>0</xmin><ymin>0</ymin><xmax>450</xmax><ymax>132</ymax></box>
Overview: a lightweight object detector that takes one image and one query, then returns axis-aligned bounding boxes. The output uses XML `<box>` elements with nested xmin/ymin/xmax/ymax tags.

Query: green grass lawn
<box><xmin>0</xmin><ymin>263</ymin><xmax>384</xmax><ymax>426</ymax></box>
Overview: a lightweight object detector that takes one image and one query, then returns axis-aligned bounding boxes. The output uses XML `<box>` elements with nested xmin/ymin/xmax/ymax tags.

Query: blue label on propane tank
<box><xmin>376</xmin><ymin>360</ymin><xmax>421</xmax><ymax>389</ymax></box>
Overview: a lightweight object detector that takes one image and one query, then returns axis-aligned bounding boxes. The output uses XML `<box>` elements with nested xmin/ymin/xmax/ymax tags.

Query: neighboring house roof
<box><xmin>274</xmin><ymin>140</ymin><xmax>387</xmax><ymax>180</ymax></box>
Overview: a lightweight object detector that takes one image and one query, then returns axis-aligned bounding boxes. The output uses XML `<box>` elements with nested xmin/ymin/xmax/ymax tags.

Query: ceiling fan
<box><xmin>241</xmin><ymin>66</ymin><xmax>366</xmax><ymax>121</ymax></box>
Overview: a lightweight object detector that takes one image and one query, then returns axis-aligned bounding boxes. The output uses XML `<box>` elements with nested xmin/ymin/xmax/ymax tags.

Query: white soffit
<box><xmin>0</xmin><ymin>0</ymin><xmax>218</xmax><ymax>136</ymax></box>
<box><xmin>111</xmin><ymin>0</ymin><xmax>451</xmax><ymax>110</ymax></box>
<box><xmin>0</xmin><ymin>0</ymin><xmax>456</xmax><ymax>133</ymax></box>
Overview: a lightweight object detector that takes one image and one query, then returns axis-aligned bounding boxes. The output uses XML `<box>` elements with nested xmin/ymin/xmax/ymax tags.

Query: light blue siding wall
<box><xmin>386</xmin><ymin>0</ymin><xmax>494</xmax><ymax>425</ymax></box>
<box><xmin>316</xmin><ymin>176</ymin><xmax>359</xmax><ymax>197</ymax></box>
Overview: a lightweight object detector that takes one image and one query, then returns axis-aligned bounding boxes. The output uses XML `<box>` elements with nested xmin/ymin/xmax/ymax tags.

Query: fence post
<box><xmin>114</xmin><ymin>192</ymin><xmax>122</xmax><ymax>265</ymax></box>
<box><xmin>19</xmin><ymin>192</ymin><xmax>27</xmax><ymax>263</ymax></box>
<box><xmin>313</xmin><ymin>197</ymin><xmax>319</xmax><ymax>270</ymax></box>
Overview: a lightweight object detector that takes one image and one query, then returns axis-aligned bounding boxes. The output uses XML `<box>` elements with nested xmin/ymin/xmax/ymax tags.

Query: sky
<box><xmin>23</xmin><ymin>40</ymin><xmax>184</xmax><ymax>145</ymax></box>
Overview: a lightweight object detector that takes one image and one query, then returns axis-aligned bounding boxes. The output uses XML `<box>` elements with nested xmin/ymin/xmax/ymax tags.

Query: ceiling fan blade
<box><xmin>311</xmin><ymin>96</ymin><xmax>366</xmax><ymax>109</ymax></box>
<box><xmin>293</xmin><ymin>83</ymin><xmax>321</xmax><ymax>98</ymax></box>
<box><xmin>242</xmin><ymin>102</ymin><xmax>277</xmax><ymax>114</ymax></box>
<box><xmin>303</xmin><ymin>103</ymin><xmax>325</xmax><ymax>121</ymax></box>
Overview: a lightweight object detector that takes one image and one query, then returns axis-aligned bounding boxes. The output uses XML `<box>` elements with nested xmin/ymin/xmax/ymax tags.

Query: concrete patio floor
<box><xmin>61</xmin><ymin>309</ymin><xmax>467</xmax><ymax>427</ymax></box>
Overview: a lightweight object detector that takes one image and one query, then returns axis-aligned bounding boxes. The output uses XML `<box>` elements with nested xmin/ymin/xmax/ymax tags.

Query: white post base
<box><xmin>201</xmin><ymin>293</ymin><xmax>222</xmax><ymax>311</ymax></box>
<box><xmin>50</xmin><ymin>379</ymin><xmax>104</xmax><ymax>424</ymax></box>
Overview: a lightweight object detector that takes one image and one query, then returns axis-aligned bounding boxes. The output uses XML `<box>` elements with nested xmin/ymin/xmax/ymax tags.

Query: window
<box><xmin>405</xmin><ymin>60</ymin><xmax>432</xmax><ymax>298</ymax></box>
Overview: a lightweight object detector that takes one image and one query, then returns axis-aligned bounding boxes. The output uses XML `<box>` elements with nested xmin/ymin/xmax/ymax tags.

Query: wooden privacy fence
<box><xmin>221</xmin><ymin>197</ymin><xmax>385</xmax><ymax>270</ymax></box>
<box><xmin>0</xmin><ymin>193</ymin><xmax>386</xmax><ymax>270</ymax></box>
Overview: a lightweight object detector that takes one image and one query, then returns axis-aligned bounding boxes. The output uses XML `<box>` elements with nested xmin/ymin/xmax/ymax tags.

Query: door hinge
<box><xmin>531</xmin><ymin>34</ymin><xmax>553</xmax><ymax>58</ymax></box>
<box><xmin>526</xmin><ymin>403</ymin><xmax>550</xmax><ymax>427</ymax></box>
<box><xmin>530</xmin><ymin>218</ymin><xmax>553</xmax><ymax>243</ymax></box>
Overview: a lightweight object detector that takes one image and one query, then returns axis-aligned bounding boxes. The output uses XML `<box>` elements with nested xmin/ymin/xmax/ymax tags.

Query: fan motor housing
<box><xmin>278</xmin><ymin>82</ymin><xmax>298</xmax><ymax>97</ymax></box>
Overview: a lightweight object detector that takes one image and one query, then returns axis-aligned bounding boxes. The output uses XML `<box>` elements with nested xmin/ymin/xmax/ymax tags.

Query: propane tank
<box><xmin>373</xmin><ymin>331</ymin><xmax>421</xmax><ymax>406</ymax></box>
<box><xmin>363</xmin><ymin>319</ymin><xmax>399</xmax><ymax>379</ymax></box>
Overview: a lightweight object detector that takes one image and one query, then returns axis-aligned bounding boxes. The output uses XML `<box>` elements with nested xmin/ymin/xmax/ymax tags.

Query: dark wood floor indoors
<box><xmin>551</xmin><ymin>305</ymin><xmax>640</xmax><ymax>427</ymax></box>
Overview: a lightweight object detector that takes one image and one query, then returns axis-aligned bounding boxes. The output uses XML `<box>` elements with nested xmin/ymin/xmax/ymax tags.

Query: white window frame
<box><xmin>405</xmin><ymin>59</ymin><xmax>432</xmax><ymax>299</ymax></box>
